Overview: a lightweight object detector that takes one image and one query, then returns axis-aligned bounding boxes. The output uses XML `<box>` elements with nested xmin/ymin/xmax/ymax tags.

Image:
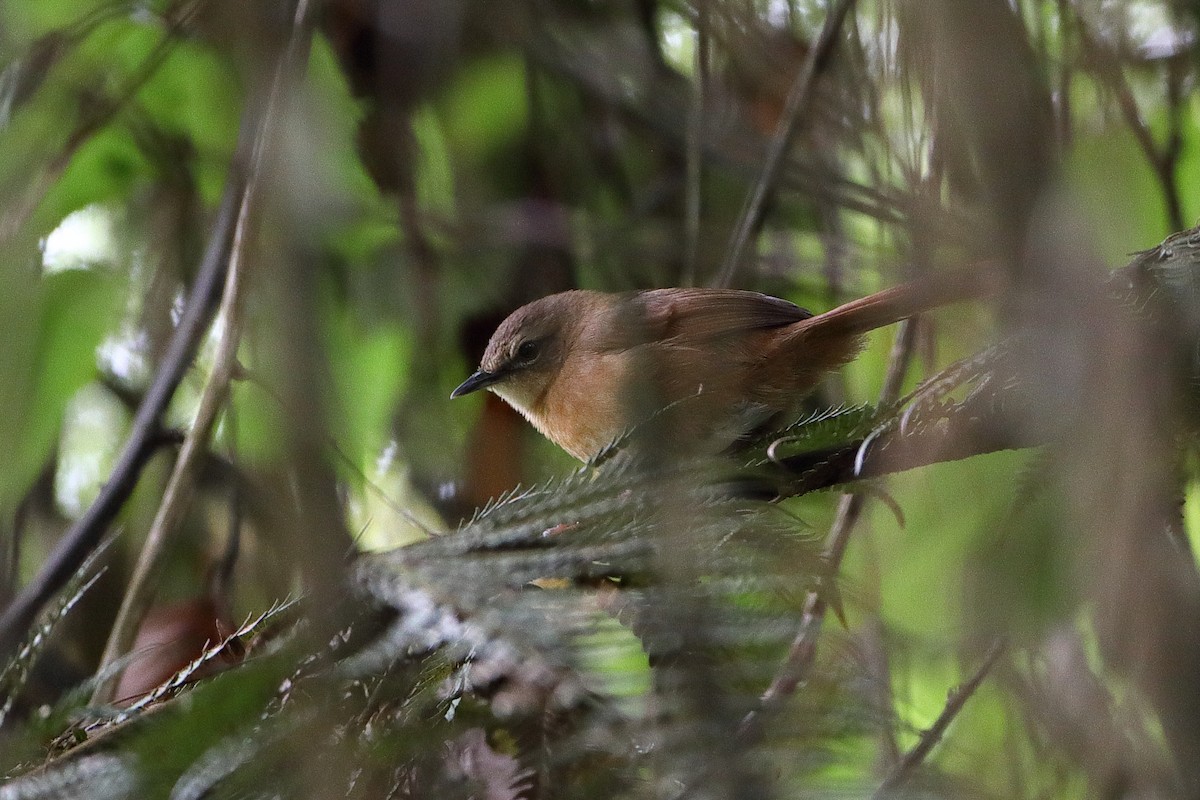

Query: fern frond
<box><xmin>0</xmin><ymin>753</ymin><xmax>137</xmax><ymax>800</ymax></box>
<box><xmin>101</xmin><ymin>597</ymin><xmax>300</xmax><ymax>727</ymax></box>
<box><xmin>0</xmin><ymin>538</ymin><xmax>113</xmax><ymax>729</ymax></box>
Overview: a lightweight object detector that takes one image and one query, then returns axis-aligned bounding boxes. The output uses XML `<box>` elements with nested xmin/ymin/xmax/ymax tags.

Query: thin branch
<box><xmin>873</xmin><ymin>638</ymin><xmax>1007</xmax><ymax>797</ymax></box>
<box><xmin>713</xmin><ymin>0</ymin><xmax>857</xmax><ymax>288</ymax></box>
<box><xmin>0</xmin><ymin>175</ymin><xmax>247</xmax><ymax>664</ymax></box>
<box><xmin>0</xmin><ymin>4</ymin><xmax>282</xmax><ymax>663</ymax></box>
<box><xmin>0</xmin><ymin>3</ymin><xmax>127</xmax><ymax>125</ymax></box>
<box><xmin>682</xmin><ymin>4</ymin><xmax>708</xmax><ymax>287</ymax></box>
<box><xmin>1074</xmin><ymin>14</ymin><xmax>1185</xmax><ymax>232</ymax></box>
<box><xmin>825</xmin><ymin>316</ymin><xmax>919</xmax><ymax>566</ymax></box>
<box><xmin>740</xmin><ymin>316</ymin><xmax>919</xmax><ymax>739</ymax></box>
<box><xmin>90</xmin><ymin>199</ymin><xmax>253</xmax><ymax>691</ymax></box>
<box><xmin>531</xmin><ymin>32</ymin><xmax>910</xmax><ymax>229</ymax></box>
<box><xmin>1160</xmin><ymin>57</ymin><xmax>1186</xmax><ymax>232</ymax></box>
<box><xmin>213</xmin><ymin>400</ymin><xmax>243</xmax><ymax>603</ymax></box>
<box><xmin>89</xmin><ymin>0</ymin><xmax>317</xmax><ymax>706</ymax></box>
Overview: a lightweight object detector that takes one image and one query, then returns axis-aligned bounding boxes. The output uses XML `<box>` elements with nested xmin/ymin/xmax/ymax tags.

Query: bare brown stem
<box><xmin>0</xmin><ymin>146</ymin><xmax>244</xmax><ymax>665</ymax></box>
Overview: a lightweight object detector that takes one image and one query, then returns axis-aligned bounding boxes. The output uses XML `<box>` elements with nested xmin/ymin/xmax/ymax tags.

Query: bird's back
<box><xmin>550</xmin><ymin>288</ymin><xmax>821</xmax><ymax>456</ymax></box>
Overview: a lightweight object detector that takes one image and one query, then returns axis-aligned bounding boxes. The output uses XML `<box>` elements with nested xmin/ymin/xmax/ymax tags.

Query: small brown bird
<box><xmin>452</xmin><ymin>274</ymin><xmax>986</xmax><ymax>461</ymax></box>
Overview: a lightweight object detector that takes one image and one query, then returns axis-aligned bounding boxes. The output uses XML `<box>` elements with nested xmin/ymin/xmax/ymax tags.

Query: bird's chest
<box><xmin>533</xmin><ymin>352</ymin><xmax>631</xmax><ymax>461</ymax></box>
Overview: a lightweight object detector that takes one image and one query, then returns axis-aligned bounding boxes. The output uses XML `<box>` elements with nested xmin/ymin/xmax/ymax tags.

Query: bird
<box><xmin>452</xmin><ymin>272</ymin><xmax>988</xmax><ymax>461</ymax></box>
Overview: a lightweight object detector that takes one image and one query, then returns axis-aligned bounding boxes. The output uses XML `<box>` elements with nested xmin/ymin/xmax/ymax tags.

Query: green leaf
<box><xmin>412</xmin><ymin>107</ymin><xmax>456</xmax><ymax>220</ymax></box>
<box><xmin>127</xmin><ymin>656</ymin><xmax>286</xmax><ymax>794</ymax></box>
<box><xmin>34</xmin><ymin>125</ymin><xmax>150</xmax><ymax>229</ymax></box>
<box><xmin>438</xmin><ymin>53</ymin><xmax>528</xmax><ymax>163</ymax></box>
<box><xmin>0</xmin><ymin>261</ymin><xmax>121</xmax><ymax>511</ymax></box>
<box><xmin>326</xmin><ymin>309</ymin><xmax>411</xmax><ymax>463</ymax></box>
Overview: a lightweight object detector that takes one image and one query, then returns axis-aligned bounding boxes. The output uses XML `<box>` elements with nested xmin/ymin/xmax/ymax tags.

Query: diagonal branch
<box><xmin>739</xmin><ymin>317</ymin><xmax>919</xmax><ymax>741</ymax></box>
<box><xmin>873</xmin><ymin>637</ymin><xmax>1007</xmax><ymax>797</ymax></box>
<box><xmin>714</xmin><ymin>0</ymin><xmax>857</xmax><ymax>288</ymax></box>
<box><xmin>0</xmin><ymin>60</ymin><xmax>263</xmax><ymax>666</ymax></box>
<box><xmin>89</xmin><ymin>0</ymin><xmax>317</xmax><ymax>706</ymax></box>
<box><xmin>1073</xmin><ymin>13</ymin><xmax>1185</xmax><ymax>232</ymax></box>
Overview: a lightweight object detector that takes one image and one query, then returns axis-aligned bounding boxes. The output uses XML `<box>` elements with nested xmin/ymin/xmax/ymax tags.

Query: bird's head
<box><xmin>452</xmin><ymin>291</ymin><xmax>596</xmax><ymax>415</ymax></box>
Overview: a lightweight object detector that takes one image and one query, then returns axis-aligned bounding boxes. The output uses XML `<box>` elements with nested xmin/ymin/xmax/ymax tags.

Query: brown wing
<box><xmin>633</xmin><ymin>288</ymin><xmax>811</xmax><ymax>345</ymax></box>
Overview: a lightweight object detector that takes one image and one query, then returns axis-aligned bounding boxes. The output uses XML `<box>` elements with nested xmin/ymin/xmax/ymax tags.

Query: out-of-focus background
<box><xmin>1</xmin><ymin>0</ymin><xmax>1200</xmax><ymax>797</ymax></box>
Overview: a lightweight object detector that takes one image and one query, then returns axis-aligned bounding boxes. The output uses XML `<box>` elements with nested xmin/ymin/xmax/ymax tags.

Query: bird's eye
<box><xmin>516</xmin><ymin>340</ymin><xmax>541</xmax><ymax>363</ymax></box>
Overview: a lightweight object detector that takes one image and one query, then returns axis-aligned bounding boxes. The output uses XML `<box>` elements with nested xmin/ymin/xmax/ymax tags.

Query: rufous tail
<box><xmin>793</xmin><ymin>267</ymin><xmax>996</xmax><ymax>340</ymax></box>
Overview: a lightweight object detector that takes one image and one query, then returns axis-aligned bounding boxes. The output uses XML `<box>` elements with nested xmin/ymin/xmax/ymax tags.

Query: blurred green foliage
<box><xmin>1</xmin><ymin>0</ymin><xmax>1198</xmax><ymax>797</ymax></box>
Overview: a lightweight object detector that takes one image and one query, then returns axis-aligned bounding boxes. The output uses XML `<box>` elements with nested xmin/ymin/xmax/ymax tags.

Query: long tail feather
<box><xmin>793</xmin><ymin>267</ymin><xmax>996</xmax><ymax>340</ymax></box>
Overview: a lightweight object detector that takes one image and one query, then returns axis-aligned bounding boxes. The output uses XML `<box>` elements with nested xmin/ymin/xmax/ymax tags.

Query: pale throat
<box><xmin>489</xmin><ymin>381</ymin><xmax>540</xmax><ymax>419</ymax></box>
<box><xmin>490</xmin><ymin>380</ymin><xmax>577</xmax><ymax>454</ymax></box>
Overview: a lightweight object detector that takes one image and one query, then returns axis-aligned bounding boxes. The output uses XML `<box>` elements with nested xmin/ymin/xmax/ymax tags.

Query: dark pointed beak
<box><xmin>451</xmin><ymin>369</ymin><xmax>501</xmax><ymax>398</ymax></box>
